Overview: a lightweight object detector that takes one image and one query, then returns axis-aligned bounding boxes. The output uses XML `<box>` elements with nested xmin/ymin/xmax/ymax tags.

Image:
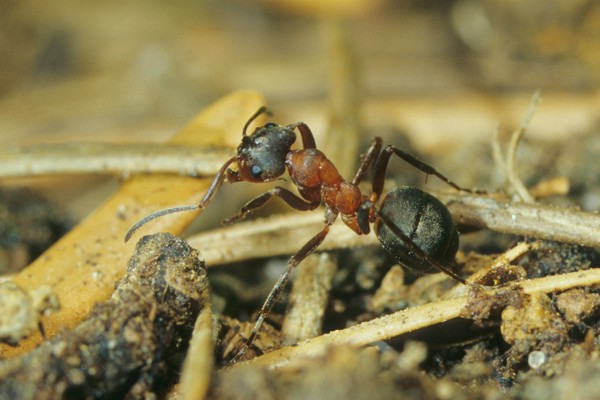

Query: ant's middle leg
<box><xmin>351</xmin><ymin>137</ymin><xmax>383</xmax><ymax>186</ymax></box>
<box><xmin>228</xmin><ymin>215</ymin><xmax>336</xmax><ymax>363</ymax></box>
<box><xmin>372</xmin><ymin>145</ymin><xmax>484</xmax><ymax>199</ymax></box>
<box><xmin>222</xmin><ymin>186</ymin><xmax>320</xmax><ymax>224</ymax></box>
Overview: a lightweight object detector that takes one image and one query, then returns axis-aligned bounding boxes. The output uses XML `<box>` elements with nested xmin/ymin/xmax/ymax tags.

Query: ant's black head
<box><xmin>235</xmin><ymin>108</ymin><xmax>296</xmax><ymax>182</ymax></box>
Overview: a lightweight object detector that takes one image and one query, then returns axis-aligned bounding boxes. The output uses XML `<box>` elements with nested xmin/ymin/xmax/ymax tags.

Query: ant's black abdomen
<box><xmin>374</xmin><ymin>186</ymin><xmax>459</xmax><ymax>274</ymax></box>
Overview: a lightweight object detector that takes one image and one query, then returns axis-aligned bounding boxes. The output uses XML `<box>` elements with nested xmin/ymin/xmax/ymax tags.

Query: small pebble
<box><xmin>528</xmin><ymin>351</ymin><xmax>547</xmax><ymax>369</ymax></box>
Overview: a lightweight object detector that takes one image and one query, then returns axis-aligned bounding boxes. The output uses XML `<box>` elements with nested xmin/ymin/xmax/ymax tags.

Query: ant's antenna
<box><xmin>124</xmin><ymin>155</ymin><xmax>240</xmax><ymax>242</ymax></box>
<box><xmin>124</xmin><ymin>205</ymin><xmax>198</xmax><ymax>242</ymax></box>
<box><xmin>243</xmin><ymin>106</ymin><xmax>270</xmax><ymax>136</ymax></box>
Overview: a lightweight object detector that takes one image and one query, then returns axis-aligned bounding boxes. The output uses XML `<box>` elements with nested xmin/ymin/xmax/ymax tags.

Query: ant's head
<box><xmin>234</xmin><ymin>107</ymin><xmax>297</xmax><ymax>182</ymax></box>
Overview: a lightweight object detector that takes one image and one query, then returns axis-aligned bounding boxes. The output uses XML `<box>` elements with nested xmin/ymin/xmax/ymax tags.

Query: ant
<box><xmin>125</xmin><ymin>107</ymin><xmax>481</xmax><ymax>363</ymax></box>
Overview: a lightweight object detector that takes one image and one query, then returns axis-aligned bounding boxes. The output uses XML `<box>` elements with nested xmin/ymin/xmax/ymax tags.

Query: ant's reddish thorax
<box><xmin>286</xmin><ymin>148</ymin><xmax>362</xmax><ymax>216</ymax></box>
<box><xmin>286</xmin><ymin>149</ymin><xmax>341</xmax><ymax>187</ymax></box>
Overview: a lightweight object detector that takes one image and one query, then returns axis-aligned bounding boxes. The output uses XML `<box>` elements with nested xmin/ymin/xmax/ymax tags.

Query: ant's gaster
<box><xmin>125</xmin><ymin>107</ymin><xmax>481</xmax><ymax>363</ymax></box>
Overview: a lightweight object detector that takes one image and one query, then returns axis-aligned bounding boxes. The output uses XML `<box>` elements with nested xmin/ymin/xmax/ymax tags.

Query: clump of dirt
<box><xmin>0</xmin><ymin>233</ymin><xmax>208</xmax><ymax>399</ymax></box>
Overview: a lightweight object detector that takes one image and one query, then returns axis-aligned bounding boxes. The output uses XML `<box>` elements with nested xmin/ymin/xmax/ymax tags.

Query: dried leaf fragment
<box><xmin>0</xmin><ymin>90</ymin><xmax>265</xmax><ymax>358</ymax></box>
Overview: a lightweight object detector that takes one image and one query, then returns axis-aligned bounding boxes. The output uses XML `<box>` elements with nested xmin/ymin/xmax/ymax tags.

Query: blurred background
<box><xmin>1</xmin><ymin>0</ymin><xmax>600</xmax><ymax>218</ymax></box>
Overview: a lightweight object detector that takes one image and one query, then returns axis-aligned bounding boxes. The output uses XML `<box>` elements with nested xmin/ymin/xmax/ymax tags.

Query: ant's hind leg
<box><xmin>222</xmin><ymin>187</ymin><xmax>319</xmax><ymax>224</ymax></box>
<box><xmin>372</xmin><ymin>145</ymin><xmax>485</xmax><ymax>198</ymax></box>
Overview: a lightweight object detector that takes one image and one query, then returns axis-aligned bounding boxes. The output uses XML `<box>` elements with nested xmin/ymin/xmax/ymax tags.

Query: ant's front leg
<box><xmin>371</xmin><ymin>145</ymin><xmax>484</xmax><ymax>199</ymax></box>
<box><xmin>222</xmin><ymin>187</ymin><xmax>320</xmax><ymax>224</ymax></box>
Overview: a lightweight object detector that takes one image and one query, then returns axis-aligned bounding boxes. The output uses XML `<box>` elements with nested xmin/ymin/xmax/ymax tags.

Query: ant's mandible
<box><xmin>125</xmin><ymin>107</ymin><xmax>479</xmax><ymax>362</ymax></box>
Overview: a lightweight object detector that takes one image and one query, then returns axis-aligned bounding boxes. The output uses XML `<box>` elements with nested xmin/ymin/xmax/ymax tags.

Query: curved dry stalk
<box><xmin>234</xmin><ymin>268</ymin><xmax>600</xmax><ymax>369</ymax></box>
<box><xmin>504</xmin><ymin>91</ymin><xmax>540</xmax><ymax>203</ymax></box>
<box><xmin>0</xmin><ymin>143</ymin><xmax>231</xmax><ymax>179</ymax></box>
<box><xmin>494</xmin><ymin>90</ymin><xmax>541</xmax><ymax>203</ymax></box>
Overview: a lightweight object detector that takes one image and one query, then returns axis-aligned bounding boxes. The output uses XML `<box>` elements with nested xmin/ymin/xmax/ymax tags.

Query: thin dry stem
<box><xmin>187</xmin><ymin>211</ymin><xmax>376</xmax><ymax>267</ymax></box>
<box><xmin>490</xmin><ymin>91</ymin><xmax>541</xmax><ymax>202</ymax></box>
<box><xmin>0</xmin><ymin>143</ymin><xmax>231</xmax><ymax>179</ymax></box>
<box><xmin>282</xmin><ymin>253</ymin><xmax>337</xmax><ymax>343</ymax></box>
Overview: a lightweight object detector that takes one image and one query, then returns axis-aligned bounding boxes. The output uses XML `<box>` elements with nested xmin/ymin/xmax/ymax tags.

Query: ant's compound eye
<box><xmin>264</xmin><ymin>123</ymin><xmax>278</xmax><ymax>128</ymax></box>
<box><xmin>250</xmin><ymin>165</ymin><xmax>263</xmax><ymax>179</ymax></box>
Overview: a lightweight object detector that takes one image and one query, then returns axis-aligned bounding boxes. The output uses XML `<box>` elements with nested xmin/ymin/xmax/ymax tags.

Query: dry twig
<box><xmin>188</xmin><ymin>191</ymin><xmax>600</xmax><ymax>269</ymax></box>
<box><xmin>0</xmin><ymin>143</ymin><xmax>231</xmax><ymax>179</ymax></box>
<box><xmin>282</xmin><ymin>253</ymin><xmax>338</xmax><ymax>343</ymax></box>
<box><xmin>438</xmin><ymin>191</ymin><xmax>600</xmax><ymax>248</ymax></box>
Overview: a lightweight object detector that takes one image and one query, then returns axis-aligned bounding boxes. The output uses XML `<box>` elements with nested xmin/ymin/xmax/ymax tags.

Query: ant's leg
<box><xmin>229</xmin><ymin>216</ymin><xmax>336</xmax><ymax>363</ymax></box>
<box><xmin>222</xmin><ymin>187</ymin><xmax>320</xmax><ymax>224</ymax></box>
<box><xmin>351</xmin><ymin>137</ymin><xmax>383</xmax><ymax>186</ymax></box>
<box><xmin>372</xmin><ymin>145</ymin><xmax>483</xmax><ymax>199</ymax></box>
<box><xmin>288</xmin><ymin>122</ymin><xmax>316</xmax><ymax>149</ymax></box>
